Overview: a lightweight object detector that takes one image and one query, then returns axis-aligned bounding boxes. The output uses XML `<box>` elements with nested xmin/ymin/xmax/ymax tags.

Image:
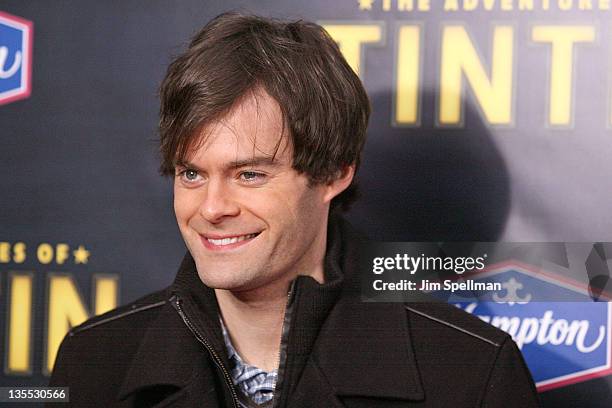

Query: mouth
<box><xmin>199</xmin><ymin>232</ymin><xmax>261</xmax><ymax>251</ymax></box>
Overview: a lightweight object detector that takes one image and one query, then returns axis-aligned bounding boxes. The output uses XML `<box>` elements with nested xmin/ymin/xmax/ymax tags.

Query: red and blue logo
<box><xmin>0</xmin><ymin>11</ymin><xmax>33</xmax><ymax>106</ymax></box>
<box><xmin>452</xmin><ymin>262</ymin><xmax>612</xmax><ymax>392</ymax></box>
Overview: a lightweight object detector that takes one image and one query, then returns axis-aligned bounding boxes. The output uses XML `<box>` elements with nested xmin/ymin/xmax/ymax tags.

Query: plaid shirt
<box><xmin>220</xmin><ymin>318</ymin><xmax>277</xmax><ymax>407</ymax></box>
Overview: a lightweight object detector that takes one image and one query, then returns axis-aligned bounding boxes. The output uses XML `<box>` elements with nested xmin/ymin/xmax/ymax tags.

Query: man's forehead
<box><xmin>183</xmin><ymin>122</ymin><xmax>289</xmax><ymax>161</ymax></box>
<box><xmin>178</xmin><ymin>89</ymin><xmax>291</xmax><ymax>162</ymax></box>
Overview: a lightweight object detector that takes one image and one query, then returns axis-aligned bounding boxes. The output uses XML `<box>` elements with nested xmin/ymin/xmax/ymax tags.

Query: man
<box><xmin>49</xmin><ymin>12</ymin><xmax>539</xmax><ymax>407</ymax></box>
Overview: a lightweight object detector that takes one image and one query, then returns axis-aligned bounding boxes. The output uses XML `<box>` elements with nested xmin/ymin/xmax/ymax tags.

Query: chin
<box><xmin>194</xmin><ymin>265</ymin><xmax>251</xmax><ymax>290</ymax></box>
<box><xmin>196</xmin><ymin>274</ymin><xmax>235</xmax><ymax>290</ymax></box>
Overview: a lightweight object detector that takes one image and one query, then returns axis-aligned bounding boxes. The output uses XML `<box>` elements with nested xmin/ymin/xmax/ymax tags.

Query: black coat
<box><xmin>48</xmin><ymin>217</ymin><xmax>540</xmax><ymax>407</ymax></box>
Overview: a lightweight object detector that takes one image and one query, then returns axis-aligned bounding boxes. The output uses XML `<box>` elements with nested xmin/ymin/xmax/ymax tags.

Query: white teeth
<box><xmin>207</xmin><ymin>233</ymin><xmax>257</xmax><ymax>246</ymax></box>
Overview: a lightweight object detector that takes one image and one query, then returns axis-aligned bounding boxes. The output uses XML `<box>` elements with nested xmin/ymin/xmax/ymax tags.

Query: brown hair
<box><xmin>159</xmin><ymin>12</ymin><xmax>370</xmax><ymax>211</ymax></box>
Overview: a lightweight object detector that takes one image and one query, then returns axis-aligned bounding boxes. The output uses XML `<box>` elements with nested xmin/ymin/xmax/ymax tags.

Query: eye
<box><xmin>183</xmin><ymin>169</ymin><xmax>199</xmax><ymax>181</ymax></box>
<box><xmin>177</xmin><ymin>168</ymin><xmax>203</xmax><ymax>185</ymax></box>
<box><xmin>239</xmin><ymin>171</ymin><xmax>266</xmax><ymax>184</ymax></box>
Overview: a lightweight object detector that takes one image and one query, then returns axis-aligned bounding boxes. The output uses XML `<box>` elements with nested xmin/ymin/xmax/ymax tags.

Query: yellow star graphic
<box><xmin>358</xmin><ymin>0</ymin><xmax>375</xmax><ymax>10</ymax></box>
<box><xmin>73</xmin><ymin>245</ymin><xmax>90</xmax><ymax>264</ymax></box>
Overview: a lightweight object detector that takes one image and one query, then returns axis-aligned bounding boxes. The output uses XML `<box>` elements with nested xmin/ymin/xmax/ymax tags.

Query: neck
<box><xmin>214</xmin><ymin>279</ymin><xmax>289</xmax><ymax>372</ymax></box>
<box><xmin>216</xmin><ymin>257</ymin><xmax>326</xmax><ymax>372</ymax></box>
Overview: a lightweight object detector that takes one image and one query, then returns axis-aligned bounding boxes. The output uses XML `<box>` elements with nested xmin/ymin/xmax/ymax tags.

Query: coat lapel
<box><xmin>117</xmin><ymin>302</ymin><xmax>221</xmax><ymax>407</ymax></box>
<box><xmin>285</xmin><ymin>359</ymin><xmax>347</xmax><ymax>408</ymax></box>
<box><xmin>308</xmin><ymin>296</ymin><xmax>425</xmax><ymax>402</ymax></box>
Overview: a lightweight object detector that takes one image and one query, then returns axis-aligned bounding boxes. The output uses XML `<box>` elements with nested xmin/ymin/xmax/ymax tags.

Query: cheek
<box><xmin>278</xmin><ymin>186</ymin><xmax>326</xmax><ymax>234</ymax></box>
<box><xmin>173</xmin><ymin>189</ymin><xmax>199</xmax><ymax>226</ymax></box>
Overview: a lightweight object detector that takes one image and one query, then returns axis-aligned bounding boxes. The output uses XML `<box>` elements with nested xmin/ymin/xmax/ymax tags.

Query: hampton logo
<box><xmin>0</xmin><ymin>11</ymin><xmax>33</xmax><ymax>106</ymax></box>
<box><xmin>450</xmin><ymin>262</ymin><xmax>612</xmax><ymax>392</ymax></box>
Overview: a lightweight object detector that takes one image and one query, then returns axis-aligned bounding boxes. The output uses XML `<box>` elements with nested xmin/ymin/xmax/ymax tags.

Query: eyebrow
<box><xmin>230</xmin><ymin>156</ymin><xmax>281</xmax><ymax>168</ymax></box>
<box><xmin>175</xmin><ymin>156</ymin><xmax>281</xmax><ymax>172</ymax></box>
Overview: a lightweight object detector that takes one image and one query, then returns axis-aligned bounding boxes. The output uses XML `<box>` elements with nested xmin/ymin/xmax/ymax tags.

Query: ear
<box><xmin>322</xmin><ymin>165</ymin><xmax>355</xmax><ymax>204</ymax></box>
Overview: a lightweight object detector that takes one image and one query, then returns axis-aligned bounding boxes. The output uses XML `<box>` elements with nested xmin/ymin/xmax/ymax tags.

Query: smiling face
<box><xmin>173</xmin><ymin>89</ymin><xmax>350</xmax><ymax>294</ymax></box>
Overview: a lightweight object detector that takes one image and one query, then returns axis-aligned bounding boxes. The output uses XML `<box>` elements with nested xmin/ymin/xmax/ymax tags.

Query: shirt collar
<box><xmin>220</xmin><ymin>317</ymin><xmax>277</xmax><ymax>405</ymax></box>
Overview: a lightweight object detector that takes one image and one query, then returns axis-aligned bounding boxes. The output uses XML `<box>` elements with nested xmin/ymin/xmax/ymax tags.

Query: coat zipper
<box><xmin>271</xmin><ymin>280</ymin><xmax>297</xmax><ymax>408</ymax></box>
<box><xmin>171</xmin><ymin>295</ymin><xmax>239</xmax><ymax>408</ymax></box>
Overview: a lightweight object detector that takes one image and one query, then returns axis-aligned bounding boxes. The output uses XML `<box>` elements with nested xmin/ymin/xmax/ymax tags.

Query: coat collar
<box><xmin>308</xmin><ymin>216</ymin><xmax>425</xmax><ymax>401</ymax></box>
<box><xmin>118</xmin><ymin>214</ymin><xmax>425</xmax><ymax>405</ymax></box>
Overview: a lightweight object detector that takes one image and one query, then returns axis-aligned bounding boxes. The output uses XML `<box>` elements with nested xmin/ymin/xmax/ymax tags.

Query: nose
<box><xmin>198</xmin><ymin>178</ymin><xmax>240</xmax><ymax>223</ymax></box>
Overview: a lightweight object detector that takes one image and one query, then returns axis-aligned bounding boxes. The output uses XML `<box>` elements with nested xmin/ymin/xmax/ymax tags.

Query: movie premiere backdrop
<box><xmin>1</xmin><ymin>0</ymin><xmax>612</xmax><ymax>406</ymax></box>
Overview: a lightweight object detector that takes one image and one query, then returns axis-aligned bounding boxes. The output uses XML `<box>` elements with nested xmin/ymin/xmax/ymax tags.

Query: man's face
<box><xmin>173</xmin><ymin>90</ymin><xmax>335</xmax><ymax>293</ymax></box>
